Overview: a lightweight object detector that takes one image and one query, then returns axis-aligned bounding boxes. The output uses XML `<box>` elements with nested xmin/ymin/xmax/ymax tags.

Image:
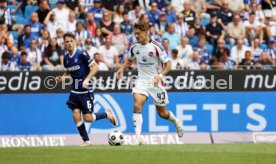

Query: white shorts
<box><xmin>132</xmin><ymin>79</ymin><xmax>169</xmax><ymax>106</ymax></box>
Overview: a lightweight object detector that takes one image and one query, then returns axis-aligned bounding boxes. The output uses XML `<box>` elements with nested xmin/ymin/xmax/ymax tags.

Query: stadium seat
<box><xmin>200</xmin><ymin>19</ymin><xmax>210</xmax><ymax>27</ymax></box>
<box><xmin>50</xmin><ymin>3</ymin><xmax>56</xmax><ymax>9</ymax></box>
<box><xmin>49</xmin><ymin>0</ymin><xmax>58</xmax><ymax>5</ymax></box>
<box><xmin>77</xmin><ymin>19</ymin><xmax>85</xmax><ymax>24</ymax></box>
<box><xmin>16</xmin><ymin>17</ymin><xmax>28</xmax><ymax>25</ymax></box>
<box><xmin>9</xmin><ymin>31</ymin><xmax>19</xmax><ymax>44</ymax></box>
<box><xmin>7</xmin><ymin>5</ymin><xmax>23</xmax><ymax>17</ymax></box>
<box><xmin>224</xmin><ymin>44</ymin><xmax>231</xmax><ymax>53</ymax></box>
<box><xmin>260</xmin><ymin>44</ymin><xmax>268</xmax><ymax>50</ymax></box>
<box><xmin>9</xmin><ymin>31</ymin><xmax>18</xmax><ymax>40</ymax></box>
<box><xmin>206</xmin><ymin>44</ymin><xmax>213</xmax><ymax>55</ymax></box>
<box><xmin>24</xmin><ymin>5</ymin><xmax>38</xmax><ymax>19</ymax></box>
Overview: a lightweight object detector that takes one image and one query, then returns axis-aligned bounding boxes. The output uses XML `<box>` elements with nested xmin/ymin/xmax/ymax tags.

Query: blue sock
<box><xmin>94</xmin><ymin>112</ymin><xmax>107</xmax><ymax>121</ymax></box>
<box><xmin>76</xmin><ymin>122</ymin><xmax>89</xmax><ymax>142</ymax></box>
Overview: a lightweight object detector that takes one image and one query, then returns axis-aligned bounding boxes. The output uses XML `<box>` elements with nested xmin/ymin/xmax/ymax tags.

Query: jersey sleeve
<box><xmin>82</xmin><ymin>51</ymin><xmax>95</xmax><ymax>67</ymax></box>
<box><xmin>154</xmin><ymin>42</ymin><xmax>170</xmax><ymax>63</ymax></box>
<box><xmin>127</xmin><ymin>44</ymin><xmax>137</xmax><ymax>60</ymax></box>
<box><xmin>159</xmin><ymin>49</ymin><xmax>170</xmax><ymax>63</ymax></box>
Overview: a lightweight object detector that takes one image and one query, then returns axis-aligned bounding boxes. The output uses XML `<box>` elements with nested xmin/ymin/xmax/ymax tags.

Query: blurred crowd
<box><xmin>0</xmin><ymin>0</ymin><xmax>275</xmax><ymax>71</ymax></box>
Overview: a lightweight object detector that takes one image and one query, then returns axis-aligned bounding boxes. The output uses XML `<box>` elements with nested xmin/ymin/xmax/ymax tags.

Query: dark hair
<box><xmin>76</xmin><ymin>21</ymin><xmax>83</xmax><ymax>27</ymax></box>
<box><xmin>94</xmin><ymin>52</ymin><xmax>100</xmax><ymax>57</ymax></box>
<box><xmin>189</xmin><ymin>26</ymin><xmax>195</xmax><ymax>30</ymax></box>
<box><xmin>63</xmin><ymin>32</ymin><xmax>75</xmax><ymax>40</ymax></box>
<box><xmin>134</xmin><ymin>21</ymin><xmax>149</xmax><ymax>31</ymax></box>
<box><xmin>249</xmin><ymin>11</ymin><xmax>256</xmax><ymax>16</ymax></box>
<box><xmin>116</xmin><ymin>4</ymin><xmax>124</xmax><ymax>14</ymax></box>
<box><xmin>85</xmin><ymin>38</ymin><xmax>92</xmax><ymax>44</ymax></box>
<box><xmin>245</xmin><ymin>50</ymin><xmax>251</xmax><ymax>54</ymax></box>
<box><xmin>199</xmin><ymin>60</ymin><xmax>206</xmax><ymax>65</ymax></box>
<box><xmin>209</xmin><ymin>58</ymin><xmax>217</xmax><ymax>65</ymax></box>
<box><xmin>21</xmin><ymin>51</ymin><xmax>27</xmax><ymax>56</ymax></box>
<box><xmin>122</xmin><ymin>11</ymin><xmax>128</xmax><ymax>15</ymax></box>
<box><xmin>24</xmin><ymin>25</ymin><xmax>31</xmax><ymax>29</ymax></box>
<box><xmin>162</xmin><ymin>38</ymin><xmax>169</xmax><ymax>42</ymax></box>
<box><xmin>210</xmin><ymin>12</ymin><xmax>217</xmax><ymax>18</ymax></box>
<box><xmin>45</xmin><ymin>38</ymin><xmax>63</xmax><ymax>57</ymax></box>
<box><xmin>2</xmin><ymin>51</ymin><xmax>10</xmax><ymax>59</ymax></box>
<box><xmin>172</xmin><ymin>49</ymin><xmax>178</xmax><ymax>55</ymax></box>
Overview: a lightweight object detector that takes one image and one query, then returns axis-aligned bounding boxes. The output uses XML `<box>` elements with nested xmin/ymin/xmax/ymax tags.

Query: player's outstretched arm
<box><xmin>56</xmin><ymin>71</ymin><xmax>70</xmax><ymax>83</ymax></box>
<box><xmin>82</xmin><ymin>62</ymin><xmax>99</xmax><ymax>89</ymax></box>
<box><xmin>153</xmin><ymin>60</ymin><xmax>172</xmax><ymax>86</ymax></box>
<box><xmin>161</xmin><ymin>60</ymin><xmax>172</xmax><ymax>77</ymax></box>
<box><xmin>116</xmin><ymin>59</ymin><xmax>133</xmax><ymax>79</ymax></box>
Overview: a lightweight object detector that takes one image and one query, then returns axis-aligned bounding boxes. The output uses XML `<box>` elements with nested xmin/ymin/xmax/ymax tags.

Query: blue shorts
<box><xmin>66</xmin><ymin>92</ymin><xmax>94</xmax><ymax>114</ymax></box>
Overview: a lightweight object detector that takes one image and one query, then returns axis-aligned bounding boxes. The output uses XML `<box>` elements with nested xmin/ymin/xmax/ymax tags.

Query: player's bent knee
<box><xmin>83</xmin><ymin>115</ymin><xmax>93</xmax><ymax>122</ymax></box>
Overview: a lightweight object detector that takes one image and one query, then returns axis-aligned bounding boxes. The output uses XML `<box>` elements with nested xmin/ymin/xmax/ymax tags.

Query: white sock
<box><xmin>76</xmin><ymin>121</ymin><xmax>83</xmax><ymax>127</ymax></box>
<box><xmin>85</xmin><ymin>114</ymin><xmax>96</xmax><ymax>132</ymax></box>
<box><xmin>85</xmin><ymin>122</ymin><xmax>92</xmax><ymax>133</ymax></box>
<box><xmin>133</xmin><ymin>113</ymin><xmax>143</xmax><ymax>136</ymax></box>
<box><xmin>168</xmin><ymin>111</ymin><xmax>177</xmax><ymax>122</ymax></box>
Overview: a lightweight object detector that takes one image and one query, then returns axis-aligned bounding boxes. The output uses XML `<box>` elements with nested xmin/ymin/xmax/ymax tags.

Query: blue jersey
<box><xmin>22</xmin><ymin>35</ymin><xmax>35</xmax><ymax>49</ymax></box>
<box><xmin>27</xmin><ymin>21</ymin><xmax>44</xmax><ymax>38</ymax></box>
<box><xmin>165</xmin><ymin>11</ymin><xmax>177</xmax><ymax>24</ymax></box>
<box><xmin>17</xmin><ymin>60</ymin><xmax>32</xmax><ymax>71</ymax></box>
<box><xmin>10</xmin><ymin>55</ymin><xmax>20</xmax><ymax>66</ymax></box>
<box><xmin>64</xmin><ymin>49</ymin><xmax>94</xmax><ymax>93</ymax></box>
<box><xmin>120</xmin><ymin>22</ymin><xmax>133</xmax><ymax>36</ymax></box>
<box><xmin>146</xmin><ymin>10</ymin><xmax>160</xmax><ymax>24</ymax></box>
<box><xmin>88</xmin><ymin>7</ymin><xmax>104</xmax><ymax>22</ymax></box>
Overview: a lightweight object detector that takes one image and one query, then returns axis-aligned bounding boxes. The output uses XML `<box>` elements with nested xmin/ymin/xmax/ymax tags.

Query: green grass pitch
<box><xmin>0</xmin><ymin>144</ymin><xmax>276</xmax><ymax>164</ymax></box>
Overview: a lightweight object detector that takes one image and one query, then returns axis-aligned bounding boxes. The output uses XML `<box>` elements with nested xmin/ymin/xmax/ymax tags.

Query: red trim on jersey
<box><xmin>154</xmin><ymin>46</ymin><xmax>159</xmax><ymax>57</ymax></box>
<box><xmin>154</xmin><ymin>46</ymin><xmax>164</xmax><ymax>69</ymax></box>
<box><xmin>161</xmin><ymin>81</ymin><xmax>167</xmax><ymax>92</ymax></box>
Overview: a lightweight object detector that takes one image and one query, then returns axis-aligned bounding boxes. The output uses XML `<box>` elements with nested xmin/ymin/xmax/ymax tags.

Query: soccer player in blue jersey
<box><xmin>56</xmin><ymin>32</ymin><xmax>117</xmax><ymax>146</ymax></box>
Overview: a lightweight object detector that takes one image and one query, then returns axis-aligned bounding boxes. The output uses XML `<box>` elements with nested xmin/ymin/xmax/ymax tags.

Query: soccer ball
<box><xmin>108</xmin><ymin>130</ymin><xmax>124</xmax><ymax>146</ymax></box>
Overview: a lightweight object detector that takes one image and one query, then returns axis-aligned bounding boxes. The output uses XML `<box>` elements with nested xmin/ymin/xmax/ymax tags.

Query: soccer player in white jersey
<box><xmin>117</xmin><ymin>22</ymin><xmax>184</xmax><ymax>145</ymax></box>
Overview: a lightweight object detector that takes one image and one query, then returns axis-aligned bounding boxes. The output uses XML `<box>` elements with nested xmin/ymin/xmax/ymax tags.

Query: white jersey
<box><xmin>127</xmin><ymin>40</ymin><xmax>170</xmax><ymax>81</ymax></box>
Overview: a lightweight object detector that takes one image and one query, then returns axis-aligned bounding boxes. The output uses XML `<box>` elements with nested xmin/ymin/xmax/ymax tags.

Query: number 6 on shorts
<box><xmin>87</xmin><ymin>101</ymin><xmax>92</xmax><ymax>110</ymax></box>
